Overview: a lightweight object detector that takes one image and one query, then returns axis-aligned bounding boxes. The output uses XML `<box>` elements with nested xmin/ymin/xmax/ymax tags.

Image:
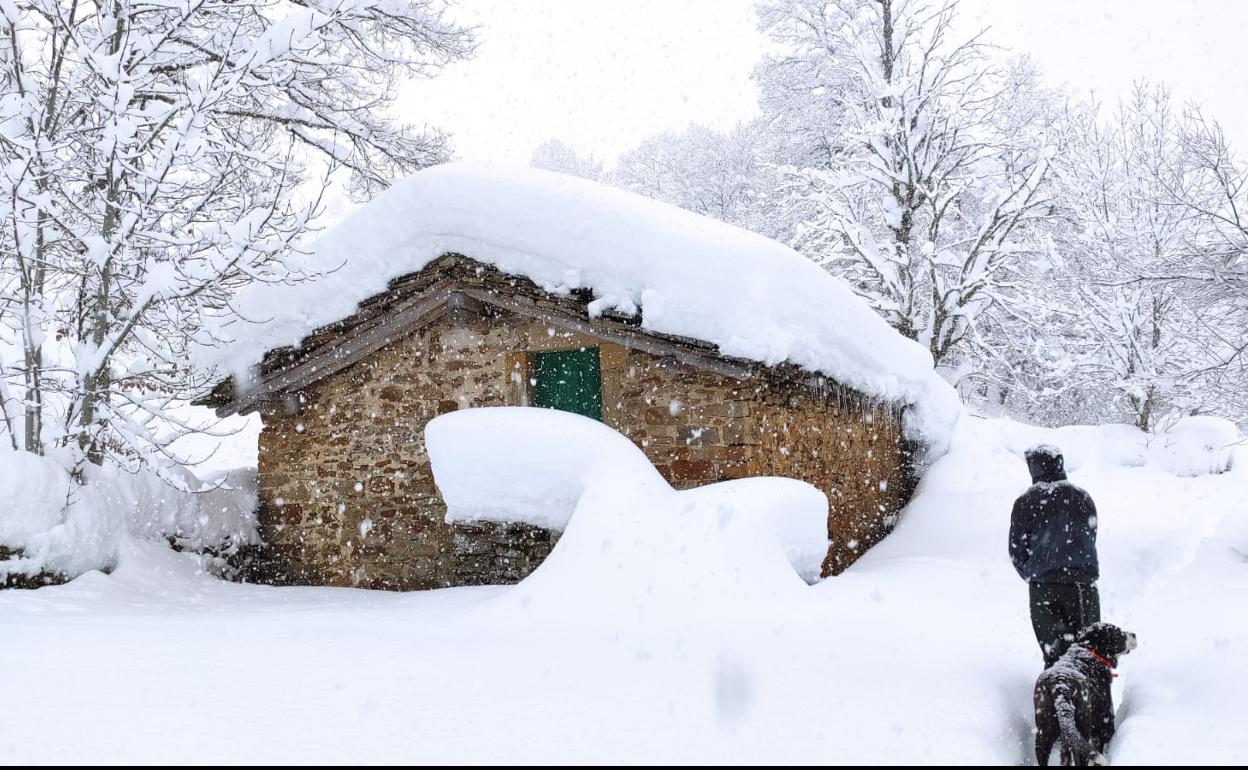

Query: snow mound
<box><xmin>1153</xmin><ymin>416</ymin><xmax>1239</xmax><ymax>477</ymax></box>
<box><xmin>425</xmin><ymin>408</ymin><xmax>829</xmax><ymax>621</ymax></box>
<box><xmin>426</xmin><ymin>405</ymin><xmax>664</xmax><ymax>531</ymax></box>
<box><xmin>990</xmin><ymin>417</ymin><xmax>1239</xmax><ymax>478</ymax></box>
<box><xmin>0</xmin><ymin>450</ymin><xmax>257</xmax><ymax>580</ymax></box>
<box><xmin>207</xmin><ymin>163</ymin><xmax>960</xmax><ymax>456</ymax></box>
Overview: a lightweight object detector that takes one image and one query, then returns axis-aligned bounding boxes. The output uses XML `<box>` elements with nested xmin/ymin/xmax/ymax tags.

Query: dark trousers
<box><xmin>1029</xmin><ymin>582</ymin><xmax>1101</xmax><ymax>667</ymax></box>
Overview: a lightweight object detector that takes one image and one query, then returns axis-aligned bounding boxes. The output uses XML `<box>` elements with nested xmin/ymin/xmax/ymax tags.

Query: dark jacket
<box><xmin>1009</xmin><ymin>446</ymin><xmax>1099</xmax><ymax>584</ymax></box>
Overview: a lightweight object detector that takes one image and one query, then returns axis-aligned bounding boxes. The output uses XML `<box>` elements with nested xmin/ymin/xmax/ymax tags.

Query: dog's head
<box><xmin>1076</xmin><ymin>621</ymin><xmax>1137</xmax><ymax>665</ymax></box>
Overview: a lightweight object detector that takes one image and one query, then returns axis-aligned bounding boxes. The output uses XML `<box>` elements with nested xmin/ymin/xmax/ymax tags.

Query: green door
<box><xmin>531</xmin><ymin>347</ymin><xmax>602</xmax><ymax>421</ymax></box>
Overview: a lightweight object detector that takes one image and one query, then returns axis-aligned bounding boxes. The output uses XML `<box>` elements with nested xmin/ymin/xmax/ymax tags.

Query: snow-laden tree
<box><xmin>598</xmin><ymin>0</ymin><xmax>1244</xmax><ymax>430</ymax></box>
<box><xmin>613</xmin><ymin>122</ymin><xmax>778</xmax><ymax>235</ymax></box>
<box><xmin>755</xmin><ymin>0</ymin><xmax>1053</xmax><ymax>371</ymax></box>
<box><xmin>1055</xmin><ymin>88</ymin><xmax>1198</xmax><ymax>429</ymax></box>
<box><xmin>529</xmin><ymin>138</ymin><xmax>605</xmax><ymax>181</ymax></box>
<box><xmin>1040</xmin><ymin>87</ymin><xmax>1245</xmax><ymax>430</ymax></box>
<box><xmin>0</xmin><ymin>1</ymin><xmax>473</xmax><ymax>475</ymax></box>
<box><xmin>1171</xmin><ymin>108</ymin><xmax>1248</xmax><ymax>415</ymax></box>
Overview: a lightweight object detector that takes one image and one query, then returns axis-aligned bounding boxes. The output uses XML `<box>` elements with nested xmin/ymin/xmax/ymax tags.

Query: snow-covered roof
<box><xmin>206</xmin><ymin>163</ymin><xmax>960</xmax><ymax>450</ymax></box>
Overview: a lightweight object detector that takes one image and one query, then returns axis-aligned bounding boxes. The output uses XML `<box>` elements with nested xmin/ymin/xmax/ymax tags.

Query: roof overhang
<box><xmin>202</xmin><ymin>256</ymin><xmax>757</xmax><ymax>417</ymax></box>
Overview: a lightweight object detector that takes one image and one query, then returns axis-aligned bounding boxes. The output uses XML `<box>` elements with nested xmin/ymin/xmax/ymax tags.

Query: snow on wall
<box><xmin>425</xmin><ymin>408</ymin><xmax>830</xmax><ymax>616</ymax></box>
<box><xmin>205</xmin><ymin>163</ymin><xmax>960</xmax><ymax>454</ymax></box>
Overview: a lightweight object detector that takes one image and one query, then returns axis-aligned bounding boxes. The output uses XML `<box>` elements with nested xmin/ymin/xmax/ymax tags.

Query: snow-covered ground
<box><xmin>1</xmin><ymin>415</ymin><xmax>1244</xmax><ymax>764</ymax></box>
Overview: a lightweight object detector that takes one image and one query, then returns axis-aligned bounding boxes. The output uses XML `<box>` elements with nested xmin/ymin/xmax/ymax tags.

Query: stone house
<box><xmin>201</xmin><ymin>164</ymin><xmax>950</xmax><ymax>591</ymax></box>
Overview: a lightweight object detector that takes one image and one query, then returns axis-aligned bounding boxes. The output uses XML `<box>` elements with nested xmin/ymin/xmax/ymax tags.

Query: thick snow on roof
<box><xmin>208</xmin><ymin>163</ymin><xmax>959</xmax><ymax>449</ymax></box>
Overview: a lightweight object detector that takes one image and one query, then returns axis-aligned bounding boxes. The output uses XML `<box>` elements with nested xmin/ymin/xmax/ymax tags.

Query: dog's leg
<box><xmin>1035</xmin><ymin>687</ymin><xmax>1059</xmax><ymax>766</ymax></box>
<box><xmin>1035</xmin><ymin>729</ymin><xmax>1056</xmax><ymax>767</ymax></box>
<box><xmin>1091</xmin><ymin>677</ymin><xmax>1116</xmax><ymax>761</ymax></box>
<box><xmin>1055</xmin><ymin>689</ymin><xmax>1098</xmax><ymax>767</ymax></box>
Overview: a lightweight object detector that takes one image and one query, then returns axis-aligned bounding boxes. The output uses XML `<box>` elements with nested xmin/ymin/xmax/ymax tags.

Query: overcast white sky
<box><xmin>399</xmin><ymin>0</ymin><xmax>1248</xmax><ymax>168</ymax></box>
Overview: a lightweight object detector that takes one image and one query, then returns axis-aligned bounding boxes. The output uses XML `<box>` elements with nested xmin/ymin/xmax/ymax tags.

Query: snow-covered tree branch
<box><xmin>756</xmin><ymin>0</ymin><xmax>1054</xmax><ymax>370</ymax></box>
<box><xmin>0</xmin><ymin>0</ymin><xmax>473</xmax><ymax>476</ymax></box>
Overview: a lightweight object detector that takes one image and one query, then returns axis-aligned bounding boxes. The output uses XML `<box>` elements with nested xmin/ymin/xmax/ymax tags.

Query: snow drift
<box><xmin>984</xmin><ymin>413</ymin><xmax>1240</xmax><ymax>478</ymax></box>
<box><xmin>0</xmin><ymin>450</ymin><xmax>256</xmax><ymax>581</ymax></box>
<box><xmin>3</xmin><ymin>414</ymin><xmax>1246</xmax><ymax>763</ymax></box>
<box><xmin>426</xmin><ymin>407</ymin><xmax>830</xmax><ymax>622</ymax></box>
<box><xmin>1152</xmin><ymin>415</ymin><xmax>1238</xmax><ymax>476</ymax></box>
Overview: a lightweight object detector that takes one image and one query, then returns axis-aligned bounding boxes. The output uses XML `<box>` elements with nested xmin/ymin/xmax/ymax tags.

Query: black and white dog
<box><xmin>1034</xmin><ymin>622</ymin><xmax>1138</xmax><ymax>766</ymax></box>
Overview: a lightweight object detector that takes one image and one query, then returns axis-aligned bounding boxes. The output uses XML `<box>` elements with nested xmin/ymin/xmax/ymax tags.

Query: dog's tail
<box><xmin>1055</xmin><ymin>689</ymin><xmax>1107</xmax><ymax>765</ymax></box>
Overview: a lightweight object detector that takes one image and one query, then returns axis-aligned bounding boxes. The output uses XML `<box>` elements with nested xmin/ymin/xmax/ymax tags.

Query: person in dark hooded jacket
<box><xmin>1010</xmin><ymin>444</ymin><xmax>1101</xmax><ymax>667</ymax></box>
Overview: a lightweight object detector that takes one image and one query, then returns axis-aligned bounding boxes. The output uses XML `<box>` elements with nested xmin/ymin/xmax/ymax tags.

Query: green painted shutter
<box><xmin>531</xmin><ymin>348</ymin><xmax>603</xmax><ymax>421</ymax></box>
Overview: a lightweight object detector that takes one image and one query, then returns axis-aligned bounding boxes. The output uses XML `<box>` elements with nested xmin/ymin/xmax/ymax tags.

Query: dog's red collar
<box><xmin>1086</xmin><ymin>648</ymin><xmax>1118</xmax><ymax>677</ymax></box>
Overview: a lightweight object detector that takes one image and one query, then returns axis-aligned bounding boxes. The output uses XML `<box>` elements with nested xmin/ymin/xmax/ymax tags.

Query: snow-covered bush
<box><xmin>1152</xmin><ymin>416</ymin><xmax>1239</xmax><ymax>477</ymax></box>
<box><xmin>0</xmin><ymin>450</ymin><xmax>256</xmax><ymax>584</ymax></box>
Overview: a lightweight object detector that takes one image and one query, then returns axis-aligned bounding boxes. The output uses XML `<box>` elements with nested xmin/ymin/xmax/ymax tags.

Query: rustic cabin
<box><xmin>201</xmin><ymin>164</ymin><xmax>954</xmax><ymax>590</ymax></box>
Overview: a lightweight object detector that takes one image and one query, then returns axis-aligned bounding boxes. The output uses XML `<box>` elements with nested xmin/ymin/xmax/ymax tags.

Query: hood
<box><xmin>1025</xmin><ymin>444</ymin><xmax>1067</xmax><ymax>483</ymax></box>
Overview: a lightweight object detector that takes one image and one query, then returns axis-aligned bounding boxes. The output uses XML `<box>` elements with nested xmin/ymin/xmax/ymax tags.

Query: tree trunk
<box><xmin>76</xmin><ymin>1</ymin><xmax>125</xmax><ymax>467</ymax></box>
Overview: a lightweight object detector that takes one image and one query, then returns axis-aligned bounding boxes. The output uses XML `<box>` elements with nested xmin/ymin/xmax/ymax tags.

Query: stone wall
<box><xmin>255</xmin><ymin>306</ymin><xmax>913</xmax><ymax>589</ymax></box>
<box><xmin>753</xmin><ymin>384</ymin><xmax>912</xmax><ymax>574</ymax></box>
<box><xmin>606</xmin><ymin>347</ymin><xmax>758</xmax><ymax>488</ymax></box>
<box><xmin>256</xmin><ymin>311</ymin><xmax>553</xmax><ymax>590</ymax></box>
<box><xmin>0</xmin><ymin>545</ymin><xmax>70</xmax><ymax>589</ymax></box>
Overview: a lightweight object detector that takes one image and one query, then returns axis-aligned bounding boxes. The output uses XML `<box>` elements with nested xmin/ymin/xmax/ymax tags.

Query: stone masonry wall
<box><xmin>256</xmin><ymin>308</ymin><xmax>912</xmax><ymax>589</ymax></box>
<box><xmin>753</xmin><ymin>387</ymin><xmax>912</xmax><ymax>575</ymax></box>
